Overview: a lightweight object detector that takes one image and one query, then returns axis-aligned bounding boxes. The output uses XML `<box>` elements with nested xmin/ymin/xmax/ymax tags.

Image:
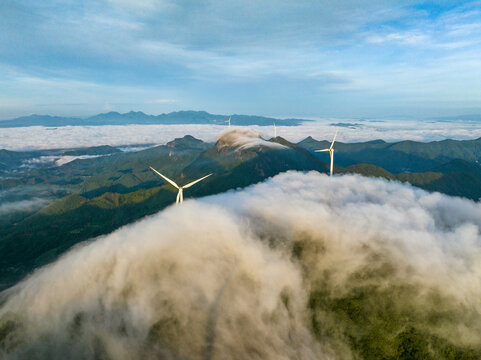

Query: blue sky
<box><xmin>1</xmin><ymin>0</ymin><xmax>480</xmax><ymax>119</ymax></box>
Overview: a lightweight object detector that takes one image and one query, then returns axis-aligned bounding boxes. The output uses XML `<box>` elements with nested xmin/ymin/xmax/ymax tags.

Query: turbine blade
<box><xmin>150</xmin><ymin>166</ymin><xmax>179</xmax><ymax>189</ymax></box>
<box><xmin>330</xmin><ymin>130</ymin><xmax>339</xmax><ymax>149</ymax></box>
<box><xmin>182</xmin><ymin>173</ymin><xmax>213</xmax><ymax>189</ymax></box>
<box><xmin>315</xmin><ymin>149</ymin><xmax>330</xmax><ymax>152</ymax></box>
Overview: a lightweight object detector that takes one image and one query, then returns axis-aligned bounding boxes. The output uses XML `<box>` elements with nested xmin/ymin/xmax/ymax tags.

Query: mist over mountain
<box><xmin>1</xmin><ymin>128</ymin><xmax>481</xmax><ymax>294</ymax></box>
<box><xmin>1</xmin><ymin>172</ymin><xmax>480</xmax><ymax>359</ymax></box>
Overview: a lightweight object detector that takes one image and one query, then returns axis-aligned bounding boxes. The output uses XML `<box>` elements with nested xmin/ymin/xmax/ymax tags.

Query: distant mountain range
<box><xmin>432</xmin><ymin>114</ymin><xmax>481</xmax><ymax>122</ymax></box>
<box><xmin>1</xmin><ymin>131</ymin><xmax>481</xmax><ymax>290</ymax></box>
<box><xmin>0</xmin><ymin>110</ymin><xmax>307</xmax><ymax>127</ymax></box>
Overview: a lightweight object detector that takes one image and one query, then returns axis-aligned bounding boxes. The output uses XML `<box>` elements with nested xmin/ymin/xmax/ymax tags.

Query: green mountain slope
<box><xmin>299</xmin><ymin>136</ymin><xmax>481</xmax><ymax>173</ymax></box>
<box><xmin>344</xmin><ymin>160</ymin><xmax>481</xmax><ymax>200</ymax></box>
<box><xmin>0</xmin><ymin>149</ymin><xmax>37</xmax><ymax>173</ymax></box>
<box><xmin>63</xmin><ymin>145</ymin><xmax>121</xmax><ymax>156</ymax></box>
<box><xmin>0</xmin><ymin>133</ymin><xmax>330</xmax><ymax>289</ymax></box>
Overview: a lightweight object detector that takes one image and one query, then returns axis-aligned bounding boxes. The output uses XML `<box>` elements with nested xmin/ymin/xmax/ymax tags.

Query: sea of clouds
<box><xmin>1</xmin><ymin>119</ymin><xmax>481</xmax><ymax>151</ymax></box>
<box><xmin>1</xmin><ymin>172</ymin><xmax>480</xmax><ymax>359</ymax></box>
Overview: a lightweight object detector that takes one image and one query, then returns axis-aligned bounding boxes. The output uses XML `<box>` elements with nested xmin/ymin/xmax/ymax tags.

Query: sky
<box><xmin>1</xmin><ymin>0</ymin><xmax>481</xmax><ymax>119</ymax></box>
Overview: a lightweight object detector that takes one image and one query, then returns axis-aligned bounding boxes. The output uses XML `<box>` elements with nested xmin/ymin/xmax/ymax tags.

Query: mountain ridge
<box><xmin>0</xmin><ymin>110</ymin><xmax>308</xmax><ymax>127</ymax></box>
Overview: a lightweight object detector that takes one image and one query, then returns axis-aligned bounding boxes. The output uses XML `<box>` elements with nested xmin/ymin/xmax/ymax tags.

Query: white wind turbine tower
<box><xmin>225</xmin><ymin>116</ymin><xmax>231</xmax><ymax>128</ymax></box>
<box><xmin>316</xmin><ymin>130</ymin><xmax>338</xmax><ymax>176</ymax></box>
<box><xmin>150</xmin><ymin>166</ymin><xmax>212</xmax><ymax>204</ymax></box>
<box><xmin>273</xmin><ymin>121</ymin><xmax>277</xmax><ymax>138</ymax></box>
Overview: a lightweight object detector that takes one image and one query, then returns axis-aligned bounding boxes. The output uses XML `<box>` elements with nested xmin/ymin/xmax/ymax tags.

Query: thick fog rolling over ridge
<box><xmin>1</xmin><ymin>172</ymin><xmax>480</xmax><ymax>359</ymax></box>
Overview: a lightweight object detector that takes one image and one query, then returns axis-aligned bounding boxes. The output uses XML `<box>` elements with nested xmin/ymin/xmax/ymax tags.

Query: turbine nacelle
<box><xmin>150</xmin><ymin>166</ymin><xmax>212</xmax><ymax>204</ymax></box>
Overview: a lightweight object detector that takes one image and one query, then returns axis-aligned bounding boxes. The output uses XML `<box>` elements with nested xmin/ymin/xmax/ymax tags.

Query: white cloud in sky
<box><xmin>153</xmin><ymin>98</ymin><xmax>176</xmax><ymax>103</ymax></box>
<box><xmin>366</xmin><ymin>32</ymin><xmax>430</xmax><ymax>45</ymax></box>
<box><xmin>103</xmin><ymin>102</ymin><xmax>113</xmax><ymax>111</ymax></box>
<box><xmin>2</xmin><ymin>1</ymin><xmax>481</xmax><ymax>118</ymax></box>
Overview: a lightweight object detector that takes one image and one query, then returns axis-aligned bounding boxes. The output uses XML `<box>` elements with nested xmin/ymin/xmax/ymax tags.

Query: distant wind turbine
<box><xmin>273</xmin><ymin>121</ymin><xmax>277</xmax><ymax>138</ymax></box>
<box><xmin>150</xmin><ymin>166</ymin><xmax>212</xmax><ymax>204</ymax></box>
<box><xmin>315</xmin><ymin>130</ymin><xmax>338</xmax><ymax>176</ymax></box>
<box><xmin>225</xmin><ymin>116</ymin><xmax>231</xmax><ymax>128</ymax></box>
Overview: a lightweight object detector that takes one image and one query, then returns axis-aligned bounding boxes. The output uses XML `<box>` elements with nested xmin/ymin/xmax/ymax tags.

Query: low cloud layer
<box><xmin>1</xmin><ymin>119</ymin><xmax>481</xmax><ymax>151</ymax></box>
<box><xmin>0</xmin><ymin>187</ymin><xmax>55</xmax><ymax>217</ymax></box>
<box><xmin>20</xmin><ymin>154</ymin><xmax>107</xmax><ymax>168</ymax></box>
<box><xmin>1</xmin><ymin>172</ymin><xmax>480</xmax><ymax>359</ymax></box>
<box><xmin>0</xmin><ymin>197</ymin><xmax>49</xmax><ymax>216</ymax></box>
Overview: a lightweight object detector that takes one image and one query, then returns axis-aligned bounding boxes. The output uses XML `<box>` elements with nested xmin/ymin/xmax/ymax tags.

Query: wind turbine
<box><xmin>315</xmin><ymin>130</ymin><xmax>338</xmax><ymax>176</ymax></box>
<box><xmin>273</xmin><ymin>121</ymin><xmax>277</xmax><ymax>138</ymax></box>
<box><xmin>225</xmin><ymin>116</ymin><xmax>231</xmax><ymax>128</ymax></box>
<box><xmin>150</xmin><ymin>166</ymin><xmax>212</xmax><ymax>204</ymax></box>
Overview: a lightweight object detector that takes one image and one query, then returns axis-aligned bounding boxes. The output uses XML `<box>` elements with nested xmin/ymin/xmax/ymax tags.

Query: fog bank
<box><xmin>1</xmin><ymin>172</ymin><xmax>480</xmax><ymax>359</ymax></box>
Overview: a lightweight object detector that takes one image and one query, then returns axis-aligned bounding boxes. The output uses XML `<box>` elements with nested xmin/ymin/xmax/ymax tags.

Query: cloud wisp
<box><xmin>1</xmin><ymin>172</ymin><xmax>480</xmax><ymax>359</ymax></box>
<box><xmin>19</xmin><ymin>154</ymin><xmax>107</xmax><ymax>168</ymax></box>
<box><xmin>0</xmin><ymin>197</ymin><xmax>50</xmax><ymax>216</ymax></box>
<box><xmin>0</xmin><ymin>186</ymin><xmax>58</xmax><ymax>218</ymax></box>
<box><xmin>215</xmin><ymin>128</ymin><xmax>286</xmax><ymax>150</ymax></box>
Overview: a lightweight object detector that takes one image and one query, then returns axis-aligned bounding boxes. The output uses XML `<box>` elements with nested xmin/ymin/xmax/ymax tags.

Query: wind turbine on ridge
<box><xmin>273</xmin><ymin>121</ymin><xmax>277</xmax><ymax>138</ymax></box>
<box><xmin>149</xmin><ymin>166</ymin><xmax>212</xmax><ymax>204</ymax></box>
<box><xmin>225</xmin><ymin>116</ymin><xmax>231</xmax><ymax>128</ymax></box>
<box><xmin>315</xmin><ymin>130</ymin><xmax>338</xmax><ymax>176</ymax></box>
